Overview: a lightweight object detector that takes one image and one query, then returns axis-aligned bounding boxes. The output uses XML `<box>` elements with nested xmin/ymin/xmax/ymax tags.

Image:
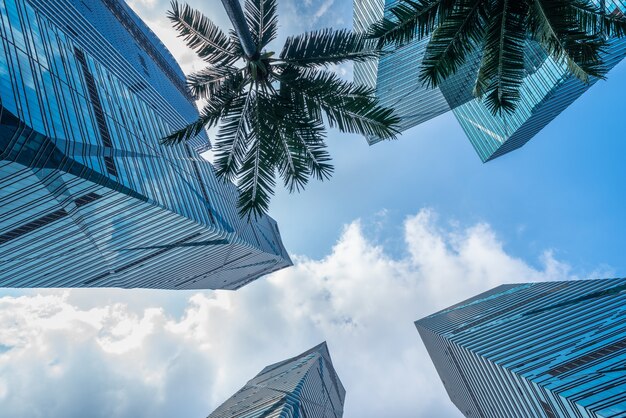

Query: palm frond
<box><xmin>529</xmin><ymin>0</ymin><xmax>607</xmax><ymax>83</ymax></box>
<box><xmin>236</xmin><ymin>88</ymin><xmax>278</xmax><ymax>218</ymax></box>
<box><xmin>160</xmin><ymin>117</ymin><xmax>210</xmax><ymax>146</ymax></box>
<box><xmin>245</xmin><ymin>0</ymin><xmax>278</xmax><ymax>49</ymax></box>
<box><xmin>162</xmin><ymin>73</ymin><xmax>245</xmax><ymax>145</ymax></box>
<box><xmin>279</xmin><ymin>67</ymin><xmax>400</xmax><ymax>139</ymax></box>
<box><xmin>567</xmin><ymin>0</ymin><xmax>626</xmax><ymax>38</ymax></box>
<box><xmin>366</xmin><ymin>0</ymin><xmax>456</xmax><ymax>47</ymax></box>
<box><xmin>274</xmin><ymin>121</ymin><xmax>314</xmax><ymax>192</ymax></box>
<box><xmin>228</xmin><ymin>29</ymin><xmax>245</xmax><ymax>57</ymax></box>
<box><xmin>213</xmin><ymin>90</ymin><xmax>255</xmax><ymax>182</ymax></box>
<box><xmin>419</xmin><ymin>0</ymin><xmax>488</xmax><ymax>87</ymax></box>
<box><xmin>473</xmin><ymin>0</ymin><xmax>528</xmax><ymax>114</ymax></box>
<box><xmin>274</xmin><ymin>100</ymin><xmax>332</xmax><ymax>191</ymax></box>
<box><xmin>187</xmin><ymin>65</ymin><xmax>240</xmax><ymax>100</ymax></box>
<box><xmin>280</xmin><ymin>29</ymin><xmax>379</xmax><ymax>67</ymax></box>
<box><xmin>274</xmin><ymin>128</ymin><xmax>311</xmax><ymax>193</ymax></box>
<box><xmin>287</xmin><ymin>119</ymin><xmax>333</xmax><ymax>183</ymax></box>
<box><xmin>168</xmin><ymin>1</ymin><xmax>238</xmax><ymax>66</ymax></box>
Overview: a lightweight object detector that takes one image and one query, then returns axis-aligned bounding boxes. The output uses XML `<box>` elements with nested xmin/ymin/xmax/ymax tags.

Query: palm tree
<box><xmin>367</xmin><ymin>0</ymin><xmax>626</xmax><ymax>114</ymax></box>
<box><xmin>163</xmin><ymin>0</ymin><xmax>400</xmax><ymax>218</ymax></box>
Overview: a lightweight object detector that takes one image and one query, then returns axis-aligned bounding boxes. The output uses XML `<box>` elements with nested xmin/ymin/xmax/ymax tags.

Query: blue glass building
<box><xmin>0</xmin><ymin>0</ymin><xmax>291</xmax><ymax>288</ymax></box>
<box><xmin>416</xmin><ymin>278</ymin><xmax>626</xmax><ymax>417</ymax></box>
<box><xmin>354</xmin><ymin>0</ymin><xmax>626</xmax><ymax>161</ymax></box>
<box><xmin>207</xmin><ymin>342</ymin><xmax>345</xmax><ymax>418</ymax></box>
<box><xmin>354</xmin><ymin>0</ymin><xmax>461</xmax><ymax>144</ymax></box>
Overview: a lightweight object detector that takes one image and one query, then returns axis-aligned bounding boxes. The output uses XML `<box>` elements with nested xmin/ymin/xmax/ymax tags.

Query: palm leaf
<box><xmin>366</xmin><ymin>0</ymin><xmax>456</xmax><ymax>47</ymax></box>
<box><xmin>162</xmin><ymin>73</ymin><xmax>245</xmax><ymax>145</ymax></box>
<box><xmin>168</xmin><ymin>1</ymin><xmax>237</xmax><ymax>66</ymax></box>
<box><xmin>245</xmin><ymin>0</ymin><xmax>278</xmax><ymax>49</ymax></box>
<box><xmin>288</xmin><ymin>120</ymin><xmax>333</xmax><ymax>183</ymax></box>
<box><xmin>273</xmin><ymin>107</ymin><xmax>316</xmax><ymax>192</ymax></box>
<box><xmin>236</xmin><ymin>88</ymin><xmax>278</xmax><ymax>218</ymax></box>
<box><xmin>275</xmin><ymin>99</ymin><xmax>332</xmax><ymax>190</ymax></box>
<box><xmin>473</xmin><ymin>0</ymin><xmax>528</xmax><ymax>114</ymax></box>
<box><xmin>160</xmin><ymin>117</ymin><xmax>210</xmax><ymax>146</ymax></box>
<box><xmin>567</xmin><ymin>0</ymin><xmax>626</xmax><ymax>37</ymax></box>
<box><xmin>186</xmin><ymin>65</ymin><xmax>240</xmax><ymax>100</ymax></box>
<box><xmin>419</xmin><ymin>0</ymin><xmax>488</xmax><ymax>87</ymax></box>
<box><xmin>279</xmin><ymin>67</ymin><xmax>400</xmax><ymax>139</ymax></box>
<box><xmin>280</xmin><ymin>29</ymin><xmax>379</xmax><ymax>67</ymax></box>
<box><xmin>274</xmin><ymin>130</ymin><xmax>311</xmax><ymax>192</ymax></box>
<box><xmin>529</xmin><ymin>0</ymin><xmax>607</xmax><ymax>83</ymax></box>
<box><xmin>213</xmin><ymin>90</ymin><xmax>255</xmax><ymax>181</ymax></box>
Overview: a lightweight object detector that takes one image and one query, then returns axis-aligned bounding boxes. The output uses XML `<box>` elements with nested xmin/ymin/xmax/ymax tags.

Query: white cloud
<box><xmin>313</xmin><ymin>0</ymin><xmax>335</xmax><ymax>21</ymax></box>
<box><xmin>127</xmin><ymin>0</ymin><xmax>157</xmax><ymax>8</ymax></box>
<box><xmin>125</xmin><ymin>0</ymin><xmax>229</xmax><ymax>75</ymax></box>
<box><xmin>0</xmin><ymin>209</ymin><xmax>583</xmax><ymax>417</ymax></box>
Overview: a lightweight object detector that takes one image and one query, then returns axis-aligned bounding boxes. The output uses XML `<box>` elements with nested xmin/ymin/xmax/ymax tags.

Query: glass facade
<box><xmin>416</xmin><ymin>278</ymin><xmax>626</xmax><ymax>417</ymax></box>
<box><xmin>0</xmin><ymin>0</ymin><xmax>291</xmax><ymax>289</ymax></box>
<box><xmin>353</xmin><ymin>0</ymin><xmax>626</xmax><ymax>161</ymax></box>
<box><xmin>353</xmin><ymin>0</ymin><xmax>384</xmax><ymax>90</ymax></box>
<box><xmin>208</xmin><ymin>342</ymin><xmax>346</xmax><ymax>418</ymax></box>
<box><xmin>354</xmin><ymin>0</ymin><xmax>462</xmax><ymax>145</ymax></box>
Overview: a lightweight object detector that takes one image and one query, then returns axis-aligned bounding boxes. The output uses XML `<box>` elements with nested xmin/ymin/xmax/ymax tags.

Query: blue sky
<box><xmin>1</xmin><ymin>0</ymin><xmax>626</xmax><ymax>417</ymax></box>
<box><xmin>171</xmin><ymin>0</ymin><xmax>626</xmax><ymax>275</ymax></box>
<box><xmin>270</xmin><ymin>42</ymin><xmax>626</xmax><ymax>272</ymax></box>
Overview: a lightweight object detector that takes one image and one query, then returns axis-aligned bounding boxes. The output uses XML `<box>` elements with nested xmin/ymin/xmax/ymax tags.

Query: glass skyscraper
<box><xmin>416</xmin><ymin>278</ymin><xmax>626</xmax><ymax>417</ymax></box>
<box><xmin>0</xmin><ymin>0</ymin><xmax>291</xmax><ymax>288</ymax></box>
<box><xmin>207</xmin><ymin>342</ymin><xmax>345</xmax><ymax>418</ymax></box>
<box><xmin>354</xmin><ymin>0</ymin><xmax>626</xmax><ymax>161</ymax></box>
<box><xmin>354</xmin><ymin>0</ymin><xmax>464</xmax><ymax>144</ymax></box>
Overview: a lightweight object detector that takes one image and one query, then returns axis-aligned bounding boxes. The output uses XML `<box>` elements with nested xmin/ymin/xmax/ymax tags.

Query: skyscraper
<box><xmin>416</xmin><ymin>278</ymin><xmax>626</xmax><ymax>418</ymax></box>
<box><xmin>454</xmin><ymin>34</ymin><xmax>626</xmax><ymax>162</ymax></box>
<box><xmin>354</xmin><ymin>0</ymin><xmax>626</xmax><ymax>161</ymax></box>
<box><xmin>353</xmin><ymin>0</ymin><xmax>466</xmax><ymax>144</ymax></box>
<box><xmin>0</xmin><ymin>0</ymin><xmax>291</xmax><ymax>289</ymax></box>
<box><xmin>208</xmin><ymin>342</ymin><xmax>345</xmax><ymax>418</ymax></box>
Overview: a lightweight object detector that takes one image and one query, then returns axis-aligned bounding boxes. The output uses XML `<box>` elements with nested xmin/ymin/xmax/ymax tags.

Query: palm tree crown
<box><xmin>163</xmin><ymin>0</ymin><xmax>399</xmax><ymax>218</ymax></box>
<box><xmin>368</xmin><ymin>0</ymin><xmax>626</xmax><ymax>114</ymax></box>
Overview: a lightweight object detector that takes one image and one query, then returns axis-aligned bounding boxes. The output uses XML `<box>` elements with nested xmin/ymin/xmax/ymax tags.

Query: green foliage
<box><xmin>164</xmin><ymin>0</ymin><xmax>399</xmax><ymax>218</ymax></box>
<box><xmin>245</xmin><ymin>0</ymin><xmax>278</xmax><ymax>49</ymax></box>
<box><xmin>279</xmin><ymin>67</ymin><xmax>400</xmax><ymax>139</ymax></box>
<box><xmin>475</xmin><ymin>0</ymin><xmax>528</xmax><ymax>113</ymax></box>
<box><xmin>167</xmin><ymin>1</ymin><xmax>237</xmax><ymax>66</ymax></box>
<box><xmin>528</xmin><ymin>0</ymin><xmax>606</xmax><ymax>83</ymax></box>
<box><xmin>281</xmin><ymin>29</ymin><xmax>380</xmax><ymax>66</ymax></box>
<box><xmin>367</xmin><ymin>0</ymin><xmax>457</xmax><ymax>47</ymax></box>
<box><xmin>186</xmin><ymin>65</ymin><xmax>240</xmax><ymax>100</ymax></box>
<box><xmin>420</xmin><ymin>0</ymin><xmax>489</xmax><ymax>87</ymax></box>
<box><xmin>368</xmin><ymin>0</ymin><xmax>626</xmax><ymax>114</ymax></box>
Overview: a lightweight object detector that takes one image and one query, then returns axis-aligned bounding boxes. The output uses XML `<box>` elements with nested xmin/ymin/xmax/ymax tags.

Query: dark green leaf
<box><xmin>245</xmin><ymin>0</ymin><xmax>278</xmax><ymax>49</ymax></box>
<box><xmin>236</xmin><ymin>89</ymin><xmax>279</xmax><ymax>218</ymax></box>
<box><xmin>529</xmin><ymin>0</ymin><xmax>607</xmax><ymax>83</ymax></box>
<box><xmin>474</xmin><ymin>0</ymin><xmax>528</xmax><ymax>114</ymax></box>
<box><xmin>212</xmin><ymin>90</ymin><xmax>255</xmax><ymax>182</ymax></box>
<box><xmin>168</xmin><ymin>1</ymin><xmax>238</xmax><ymax>66</ymax></box>
<box><xmin>366</xmin><ymin>0</ymin><xmax>456</xmax><ymax>47</ymax></box>
<box><xmin>419</xmin><ymin>0</ymin><xmax>489</xmax><ymax>87</ymax></box>
<box><xmin>279</xmin><ymin>67</ymin><xmax>400</xmax><ymax>139</ymax></box>
<box><xmin>567</xmin><ymin>0</ymin><xmax>626</xmax><ymax>38</ymax></box>
<box><xmin>187</xmin><ymin>65</ymin><xmax>240</xmax><ymax>100</ymax></box>
<box><xmin>162</xmin><ymin>73</ymin><xmax>245</xmax><ymax>145</ymax></box>
<box><xmin>281</xmin><ymin>29</ymin><xmax>379</xmax><ymax>67</ymax></box>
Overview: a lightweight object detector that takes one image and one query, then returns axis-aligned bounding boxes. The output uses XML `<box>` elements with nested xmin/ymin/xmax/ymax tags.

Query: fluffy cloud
<box><xmin>125</xmin><ymin>0</ymin><xmax>218</xmax><ymax>74</ymax></box>
<box><xmin>0</xmin><ymin>209</ymin><xmax>584</xmax><ymax>417</ymax></box>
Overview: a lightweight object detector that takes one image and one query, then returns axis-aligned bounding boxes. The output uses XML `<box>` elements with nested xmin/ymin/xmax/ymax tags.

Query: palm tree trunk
<box><xmin>220</xmin><ymin>0</ymin><xmax>258</xmax><ymax>59</ymax></box>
